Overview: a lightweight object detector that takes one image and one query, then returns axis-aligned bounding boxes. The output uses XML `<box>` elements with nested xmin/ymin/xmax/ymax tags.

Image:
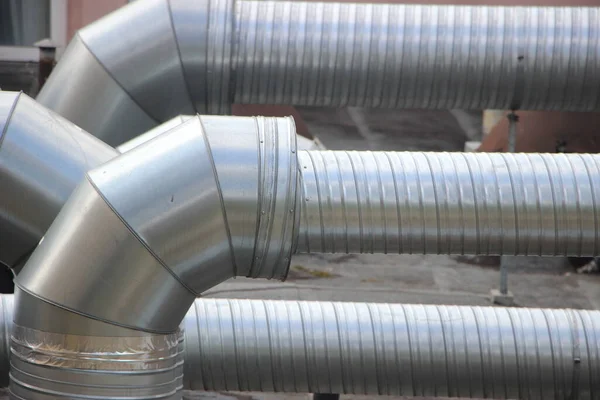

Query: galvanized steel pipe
<box><xmin>8</xmin><ymin>97</ymin><xmax>600</xmax><ymax>398</ymax></box>
<box><xmin>37</xmin><ymin>0</ymin><xmax>600</xmax><ymax>145</ymax></box>
<box><xmin>1</xmin><ymin>295</ymin><xmax>599</xmax><ymax>398</ymax></box>
<box><xmin>184</xmin><ymin>298</ymin><xmax>600</xmax><ymax>399</ymax></box>
<box><xmin>0</xmin><ymin>92</ymin><xmax>311</xmax><ymax>273</ymax></box>
<box><xmin>297</xmin><ymin>151</ymin><xmax>600</xmax><ymax>257</ymax></box>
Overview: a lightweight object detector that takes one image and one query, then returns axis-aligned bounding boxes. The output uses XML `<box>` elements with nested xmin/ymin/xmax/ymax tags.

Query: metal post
<box><xmin>491</xmin><ymin>112</ymin><xmax>518</xmax><ymax>306</ymax></box>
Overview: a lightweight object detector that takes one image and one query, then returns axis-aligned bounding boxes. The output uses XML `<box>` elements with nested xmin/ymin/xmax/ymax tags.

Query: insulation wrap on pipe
<box><xmin>297</xmin><ymin>151</ymin><xmax>600</xmax><ymax>257</ymax></box>
<box><xmin>37</xmin><ymin>0</ymin><xmax>600</xmax><ymax>144</ymax></box>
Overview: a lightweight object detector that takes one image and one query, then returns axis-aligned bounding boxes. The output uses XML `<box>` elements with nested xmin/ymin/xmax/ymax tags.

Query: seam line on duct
<box><xmin>540</xmin><ymin>309</ymin><xmax>559</xmax><ymax>398</ymax></box>
<box><xmin>568</xmin><ymin>309</ymin><xmax>582</xmax><ymax>399</ymax></box>
<box><xmin>75</xmin><ymin>33</ymin><xmax>160</xmax><ymax>125</ymax></box>
<box><xmin>578</xmin><ymin>154</ymin><xmax>599</xmax><ymax>256</ymax></box>
<box><xmin>13</xmin><ymin>284</ymin><xmax>171</xmax><ymax>334</ymax></box>
<box><xmin>563</xmin><ymin>154</ymin><xmax>584</xmax><ymax>256</ymax></box>
<box><xmin>197</xmin><ymin>117</ymin><xmax>237</xmax><ymax>277</ymax></box>
<box><xmin>539</xmin><ymin>155</ymin><xmax>560</xmax><ymax>256</ymax></box>
<box><xmin>166</xmin><ymin>0</ymin><xmax>197</xmax><ymax>115</ymax></box>
<box><xmin>583</xmin><ymin>309</ymin><xmax>600</xmax><ymax>399</ymax></box>
<box><xmin>248</xmin><ymin>117</ymin><xmax>265</xmax><ymax>275</ymax></box>
<box><xmin>576</xmin><ymin>309</ymin><xmax>591</xmax><ymax>399</ymax></box>
<box><xmin>0</xmin><ymin>91</ymin><xmax>22</xmax><ymax>149</ymax></box>
<box><xmin>84</xmin><ymin>174</ymin><xmax>198</xmax><ymax>297</ymax></box>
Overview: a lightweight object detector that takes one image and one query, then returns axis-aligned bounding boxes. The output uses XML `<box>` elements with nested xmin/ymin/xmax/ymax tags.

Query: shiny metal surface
<box><xmin>16</xmin><ymin>115</ymin><xmax>298</xmax><ymax>332</ymax></box>
<box><xmin>36</xmin><ymin>35</ymin><xmax>157</xmax><ymax>146</ymax></box>
<box><xmin>247</xmin><ymin>116</ymin><xmax>298</xmax><ymax>278</ymax></box>
<box><xmin>116</xmin><ymin>115</ymin><xmax>191</xmax><ymax>153</ymax></box>
<box><xmin>80</xmin><ymin>0</ymin><xmax>194</xmax><ymax>123</ymax></box>
<box><xmin>91</xmin><ymin>117</ymin><xmax>235</xmax><ymax>295</ymax></box>
<box><xmin>9</xmin><ymin>323</ymin><xmax>181</xmax><ymax>400</ymax></box>
<box><xmin>39</xmin><ymin>1</ymin><xmax>600</xmax><ymax>144</ymax></box>
<box><xmin>15</xmin><ymin>179</ymin><xmax>195</xmax><ymax>333</ymax></box>
<box><xmin>297</xmin><ymin>151</ymin><xmax>600</xmax><ymax>256</ymax></box>
<box><xmin>170</xmin><ymin>0</ymin><xmax>234</xmax><ymax>115</ymax></box>
<box><xmin>1</xmin><ymin>295</ymin><xmax>599</xmax><ymax>398</ymax></box>
<box><xmin>234</xmin><ymin>3</ymin><xmax>600</xmax><ymax>110</ymax></box>
<box><xmin>201</xmin><ymin>115</ymin><xmax>298</xmax><ymax>278</ymax></box>
<box><xmin>0</xmin><ymin>295</ymin><xmax>12</xmax><ymax>388</ymax></box>
<box><xmin>184</xmin><ymin>298</ymin><xmax>600</xmax><ymax>398</ymax></box>
<box><xmin>0</xmin><ymin>92</ymin><xmax>117</xmax><ymax>268</ymax></box>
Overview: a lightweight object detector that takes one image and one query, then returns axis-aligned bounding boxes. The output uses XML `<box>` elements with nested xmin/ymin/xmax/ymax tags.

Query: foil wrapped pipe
<box><xmin>38</xmin><ymin>0</ymin><xmax>600</xmax><ymax>145</ymax></box>
<box><xmin>1</xmin><ymin>295</ymin><xmax>600</xmax><ymax>399</ymax></box>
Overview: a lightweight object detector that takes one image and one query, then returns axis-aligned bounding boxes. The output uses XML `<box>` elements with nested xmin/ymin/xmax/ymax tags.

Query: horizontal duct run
<box><xmin>0</xmin><ymin>295</ymin><xmax>599</xmax><ymax>398</ymax></box>
<box><xmin>12</xmin><ymin>115</ymin><xmax>600</xmax><ymax>398</ymax></box>
<box><xmin>38</xmin><ymin>0</ymin><xmax>600</xmax><ymax>145</ymax></box>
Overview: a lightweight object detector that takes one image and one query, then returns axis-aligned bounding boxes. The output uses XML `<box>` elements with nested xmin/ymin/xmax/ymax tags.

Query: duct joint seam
<box><xmin>85</xmin><ymin>173</ymin><xmax>200</xmax><ymax>297</ymax></box>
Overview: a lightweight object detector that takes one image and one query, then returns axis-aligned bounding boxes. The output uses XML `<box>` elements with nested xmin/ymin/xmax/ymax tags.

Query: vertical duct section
<box><xmin>297</xmin><ymin>151</ymin><xmax>600</xmax><ymax>257</ymax></box>
<box><xmin>11</xmin><ymin>115</ymin><xmax>298</xmax><ymax>398</ymax></box>
<box><xmin>38</xmin><ymin>0</ymin><xmax>600</xmax><ymax>143</ymax></box>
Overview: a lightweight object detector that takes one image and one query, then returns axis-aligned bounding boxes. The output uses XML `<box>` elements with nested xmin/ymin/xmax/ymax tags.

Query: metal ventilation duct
<box><xmin>0</xmin><ymin>91</ymin><xmax>116</xmax><ymax>269</ymax></box>
<box><xmin>0</xmin><ymin>294</ymin><xmax>599</xmax><ymax>398</ymax></box>
<box><xmin>37</xmin><ymin>0</ymin><xmax>600</xmax><ymax>145</ymax></box>
<box><xmin>0</xmin><ymin>92</ymin><xmax>316</xmax><ymax>273</ymax></box>
<box><xmin>12</xmin><ymin>113</ymin><xmax>600</xmax><ymax>398</ymax></box>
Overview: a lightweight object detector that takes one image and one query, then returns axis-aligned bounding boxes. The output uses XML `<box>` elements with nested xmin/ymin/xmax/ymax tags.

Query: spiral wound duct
<box><xmin>37</xmin><ymin>0</ymin><xmax>600</xmax><ymax>145</ymax></box>
<box><xmin>297</xmin><ymin>151</ymin><xmax>600</xmax><ymax>256</ymax></box>
<box><xmin>0</xmin><ymin>295</ymin><xmax>599</xmax><ymax>399</ymax></box>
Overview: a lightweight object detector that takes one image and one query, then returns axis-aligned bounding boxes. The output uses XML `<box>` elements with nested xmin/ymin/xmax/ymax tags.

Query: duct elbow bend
<box><xmin>11</xmin><ymin>115</ymin><xmax>298</xmax><ymax>399</ymax></box>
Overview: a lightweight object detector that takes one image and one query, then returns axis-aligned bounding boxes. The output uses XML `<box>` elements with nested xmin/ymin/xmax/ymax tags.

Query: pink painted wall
<box><xmin>67</xmin><ymin>0</ymin><xmax>127</xmax><ymax>41</ymax></box>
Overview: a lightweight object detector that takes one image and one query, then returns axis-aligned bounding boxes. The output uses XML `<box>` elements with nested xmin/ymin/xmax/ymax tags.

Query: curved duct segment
<box><xmin>16</xmin><ymin>114</ymin><xmax>299</xmax><ymax>331</ymax></box>
<box><xmin>0</xmin><ymin>91</ymin><xmax>117</xmax><ymax>269</ymax></box>
<box><xmin>0</xmin><ymin>91</ymin><xmax>316</xmax><ymax>274</ymax></box>
<box><xmin>11</xmin><ymin>115</ymin><xmax>298</xmax><ymax>399</ymax></box>
<box><xmin>38</xmin><ymin>0</ymin><xmax>600</xmax><ymax>144</ymax></box>
<box><xmin>11</xmin><ymin>121</ymin><xmax>600</xmax><ymax>398</ymax></box>
<box><xmin>0</xmin><ymin>295</ymin><xmax>599</xmax><ymax>398</ymax></box>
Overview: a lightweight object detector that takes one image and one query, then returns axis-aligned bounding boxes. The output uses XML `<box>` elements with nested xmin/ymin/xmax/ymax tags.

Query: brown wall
<box><xmin>67</xmin><ymin>0</ymin><xmax>127</xmax><ymax>41</ymax></box>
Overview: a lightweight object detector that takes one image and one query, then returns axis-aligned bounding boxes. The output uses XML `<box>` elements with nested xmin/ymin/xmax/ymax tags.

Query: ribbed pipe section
<box><xmin>0</xmin><ymin>295</ymin><xmax>599</xmax><ymax>398</ymax></box>
<box><xmin>187</xmin><ymin>299</ymin><xmax>599</xmax><ymax>399</ymax></box>
<box><xmin>38</xmin><ymin>0</ymin><xmax>600</xmax><ymax>144</ymax></box>
<box><xmin>234</xmin><ymin>2</ymin><xmax>600</xmax><ymax>111</ymax></box>
<box><xmin>297</xmin><ymin>151</ymin><xmax>600</xmax><ymax>257</ymax></box>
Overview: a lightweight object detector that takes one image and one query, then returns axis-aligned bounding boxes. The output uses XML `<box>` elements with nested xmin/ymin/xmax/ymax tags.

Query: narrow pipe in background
<box><xmin>0</xmin><ymin>295</ymin><xmax>599</xmax><ymax>399</ymax></box>
<box><xmin>37</xmin><ymin>0</ymin><xmax>600</xmax><ymax>145</ymax></box>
